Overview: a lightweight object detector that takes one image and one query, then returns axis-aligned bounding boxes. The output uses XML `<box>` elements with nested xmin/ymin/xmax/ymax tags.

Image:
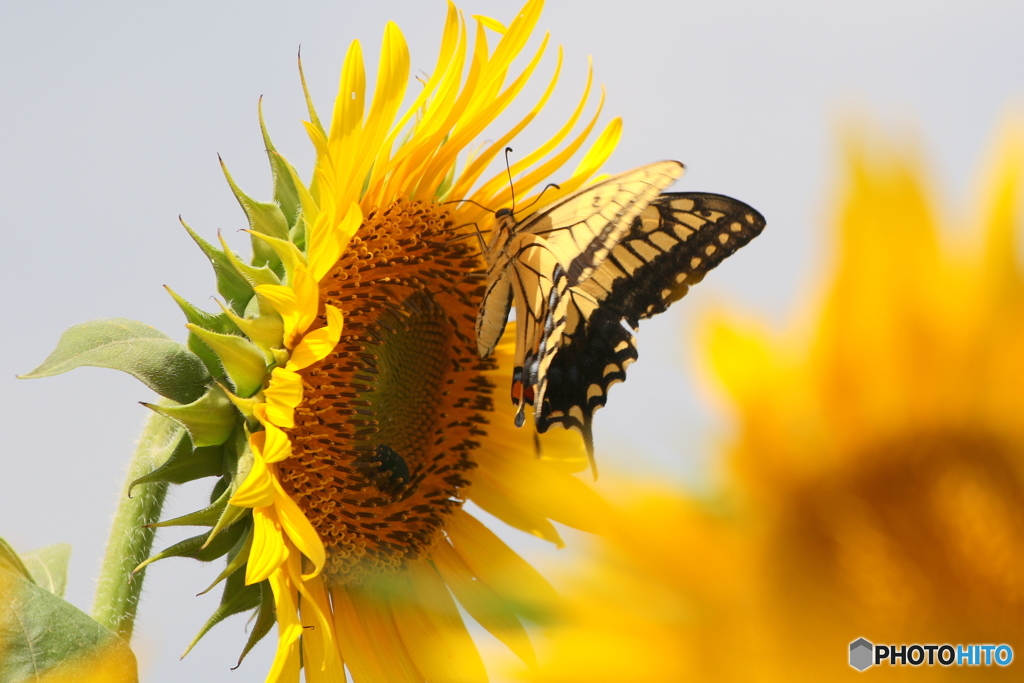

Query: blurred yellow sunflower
<box><xmin>521</xmin><ymin>117</ymin><xmax>1024</xmax><ymax>681</ymax></box>
<box><xmin>128</xmin><ymin>1</ymin><xmax>615</xmax><ymax>680</ymax></box>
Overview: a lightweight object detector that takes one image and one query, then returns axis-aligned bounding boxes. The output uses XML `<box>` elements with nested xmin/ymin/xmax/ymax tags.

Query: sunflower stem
<box><xmin>91</xmin><ymin>411</ymin><xmax>184</xmax><ymax>639</ymax></box>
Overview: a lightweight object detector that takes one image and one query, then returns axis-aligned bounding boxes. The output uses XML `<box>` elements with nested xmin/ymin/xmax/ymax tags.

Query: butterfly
<box><xmin>474</xmin><ymin>161</ymin><xmax>765</xmax><ymax>472</ymax></box>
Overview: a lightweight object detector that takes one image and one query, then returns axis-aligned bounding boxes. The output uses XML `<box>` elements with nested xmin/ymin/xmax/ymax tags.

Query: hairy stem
<box><xmin>91</xmin><ymin>412</ymin><xmax>183</xmax><ymax>639</ymax></box>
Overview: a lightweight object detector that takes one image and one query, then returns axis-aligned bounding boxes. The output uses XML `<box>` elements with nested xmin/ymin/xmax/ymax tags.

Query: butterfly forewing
<box><xmin>535</xmin><ymin>192</ymin><xmax>767</xmax><ymax>451</ymax></box>
<box><xmin>520</xmin><ymin>161</ymin><xmax>685</xmax><ymax>285</ymax></box>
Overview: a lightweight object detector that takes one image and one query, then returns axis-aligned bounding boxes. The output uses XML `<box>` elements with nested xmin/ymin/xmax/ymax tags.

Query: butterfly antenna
<box><xmin>513</xmin><ymin>182</ymin><xmax>561</xmax><ymax>217</ymax></box>
<box><xmin>439</xmin><ymin>197</ymin><xmax>495</xmax><ymax>213</ymax></box>
<box><xmin>504</xmin><ymin>146</ymin><xmax>516</xmax><ymax>213</ymax></box>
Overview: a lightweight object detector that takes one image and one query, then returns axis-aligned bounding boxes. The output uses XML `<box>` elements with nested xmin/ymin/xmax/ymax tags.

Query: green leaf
<box><xmin>21</xmin><ymin>544</ymin><xmax>72</xmax><ymax>599</ymax></box>
<box><xmin>18</xmin><ymin>319</ymin><xmax>209</xmax><ymax>404</ymax></box>
<box><xmin>0</xmin><ymin>567</ymin><xmax>138</xmax><ymax>682</ymax></box>
<box><xmin>0</xmin><ymin>538</ymin><xmax>33</xmax><ymax>583</ymax></box>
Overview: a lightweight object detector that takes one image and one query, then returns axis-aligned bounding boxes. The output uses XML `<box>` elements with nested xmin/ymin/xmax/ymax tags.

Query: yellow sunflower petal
<box><xmin>392</xmin><ymin>561</ymin><xmax>488</xmax><ymax>683</ymax></box>
<box><xmin>230</xmin><ymin>446</ymin><xmax>275</xmax><ymax>508</ymax></box>
<box><xmin>262</xmin><ymin>367</ymin><xmax>304</xmax><ymax>429</ymax></box>
<box><xmin>331</xmin><ymin>585</ymin><xmax>422</xmax><ymax>683</ymax></box>
<box><xmin>246</xmin><ymin>506</ymin><xmax>288</xmax><ymax>584</ymax></box>
<box><xmin>272</xmin><ymin>478</ymin><xmax>326</xmax><ymax>579</ymax></box>
<box><xmin>265</xmin><ymin>562</ymin><xmax>303</xmax><ymax>683</ymax></box>
<box><xmin>287</xmin><ymin>305</ymin><xmax>343</xmax><ymax>371</ymax></box>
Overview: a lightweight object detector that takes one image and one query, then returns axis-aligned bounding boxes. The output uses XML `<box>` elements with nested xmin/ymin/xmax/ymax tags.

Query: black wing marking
<box><xmin>534</xmin><ymin>192</ymin><xmax>767</xmax><ymax>464</ymax></box>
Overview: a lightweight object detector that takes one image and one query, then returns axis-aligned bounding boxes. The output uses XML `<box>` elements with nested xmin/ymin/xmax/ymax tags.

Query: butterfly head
<box><xmin>482</xmin><ymin>207</ymin><xmax>518</xmax><ymax>264</ymax></box>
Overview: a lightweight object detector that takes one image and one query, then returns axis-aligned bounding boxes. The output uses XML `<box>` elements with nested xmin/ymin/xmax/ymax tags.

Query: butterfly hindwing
<box><xmin>534</xmin><ymin>192</ymin><xmax>767</xmax><ymax>449</ymax></box>
<box><xmin>478</xmin><ymin>162</ymin><xmax>686</xmax><ymax>424</ymax></box>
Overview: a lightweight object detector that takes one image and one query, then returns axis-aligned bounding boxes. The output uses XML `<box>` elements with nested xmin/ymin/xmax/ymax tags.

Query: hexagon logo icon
<box><xmin>850</xmin><ymin>638</ymin><xmax>874</xmax><ymax>671</ymax></box>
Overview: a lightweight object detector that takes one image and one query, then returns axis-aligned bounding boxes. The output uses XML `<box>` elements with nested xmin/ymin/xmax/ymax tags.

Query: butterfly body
<box><xmin>474</xmin><ymin>161</ymin><xmax>765</xmax><ymax>469</ymax></box>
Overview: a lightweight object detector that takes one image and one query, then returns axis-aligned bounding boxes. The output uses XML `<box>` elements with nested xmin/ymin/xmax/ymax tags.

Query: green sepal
<box><xmin>216</xmin><ymin>299</ymin><xmax>284</xmax><ymax>359</ymax></box>
<box><xmin>165</xmin><ymin>286</ymin><xmax>241</xmax><ymax>380</ymax></box>
<box><xmin>19</xmin><ymin>319</ymin><xmax>209</xmax><ymax>404</ymax></box>
<box><xmin>181</xmin><ymin>218</ymin><xmax>255</xmax><ymax>315</ymax></box>
<box><xmin>260</xmin><ymin>97</ymin><xmax>303</xmax><ymax>230</ymax></box>
<box><xmin>236</xmin><ymin>580</ymin><xmax>276</xmax><ymax>667</ymax></box>
<box><xmin>219</xmin><ymin>156</ymin><xmax>289</xmax><ymax>272</ymax></box>
<box><xmin>181</xmin><ymin>569</ymin><xmax>261</xmax><ymax>659</ymax></box>
<box><xmin>0</xmin><ymin>566</ymin><xmax>138</xmax><ymax>682</ymax></box>
<box><xmin>216</xmin><ymin>232</ymin><xmax>282</xmax><ymax>289</ymax></box>
<box><xmin>186</xmin><ymin>325</ymin><xmax>267</xmax><ymax>398</ymax></box>
<box><xmin>198</xmin><ymin>528</ymin><xmax>251</xmax><ymax>596</ymax></box>
<box><xmin>134</xmin><ymin>520</ymin><xmax>246</xmax><ymax>573</ymax></box>
<box><xmin>165</xmin><ymin>287</ymin><xmax>242</xmax><ymax>336</ymax></box>
<box><xmin>141</xmin><ymin>385</ymin><xmax>236</xmax><ymax>448</ymax></box>
<box><xmin>271</xmin><ymin>347</ymin><xmax>291</xmax><ymax>366</ymax></box>
<box><xmin>271</xmin><ymin>151</ymin><xmax>320</xmax><ymax>255</ymax></box>
<box><xmin>149</xmin><ymin>485</ymin><xmax>230</xmax><ymax>528</ymax></box>
<box><xmin>129</xmin><ymin>440</ymin><xmax>223</xmax><ymax>492</ymax></box>
<box><xmin>218</xmin><ymin>382</ymin><xmax>261</xmax><ymax>421</ymax></box>
<box><xmin>187</xmin><ymin>332</ymin><xmax>227</xmax><ymax>382</ymax></box>
<box><xmin>203</xmin><ymin>428</ymin><xmax>252</xmax><ymax>547</ymax></box>
<box><xmin>288</xmin><ymin>214</ymin><xmax>307</xmax><ymax>250</ymax></box>
<box><xmin>249</xmin><ymin>230</ymin><xmax>307</xmax><ymax>287</ymax></box>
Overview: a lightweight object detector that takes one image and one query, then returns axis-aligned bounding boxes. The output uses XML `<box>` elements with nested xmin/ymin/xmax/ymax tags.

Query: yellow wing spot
<box><xmin>672</xmin><ymin>198</ymin><xmax>695</xmax><ymax>211</ymax></box>
<box><xmin>573</xmin><ymin>292</ymin><xmax>599</xmax><ymax>318</ymax></box>
<box><xmin>673</xmin><ymin>224</ymin><xmax>694</xmax><ymax>241</ymax></box>
<box><xmin>602</xmin><ymin>363</ymin><xmax>620</xmax><ymax>376</ymax></box>
<box><xmin>745</xmin><ymin>213</ymin><xmax>755</xmax><ymax>223</ymax></box>
<box><xmin>675</xmin><ymin>272</ymin><xmax>688</xmax><ymax>283</ymax></box>
<box><xmin>641</xmin><ymin>214</ymin><xmax>661</xmax><ymax>233</ymax></box>
<box><xmin>590</xmin><ymin>264</ymin><xmax>620</xmax><ymax>291</ymax></box>
<box><xmin>649</xmin><ymin>231</ymin><xmax>678</xmax><ymax>251</ymax></box>
<box><xmin>569</xmin><ymin>406</ymin><xmax>585</xmax><ymax>421</ymax></box>
<box><xmin>690</xmin><ymin>257</ymin><xmax>702</xmax><ymax>268</ymax></box>
<box><xmin>629</xmin><ymin>239</ymin><xmax>662</xmax><ymax>261</ymax></box>
<box><xmin>730</xmin><ymin>221</ymin><xmax>743</xmax><ymax>232</ymax></box>
<box><xmin>613</xmin><ymin>340</ymin><xmax>630</xmax><ymax>352</ymax></box>
<box><xmin>611</xmin><ymin>247</ymin><xmax>643</xmax><ymax>274</ymax></box>
<box><xmin>718</xmin><ymin>232</ymin><xmax>730</xmax><ymax>245</ymax></box>
<box><xmin>704</xmin><ymin>245</ymin><xmax>717</xmax><ymax>256</ymax></box>
<box><xmin>661</xmin><ymin>288</ymin><xmax>673</xmax><ymax>299</ymax></box>
<box><xmin>674</xmin><ymin>211</ymin><xmax>707</xmax><ymax>229</ymax></box>
<box><xmin>586</xmin><ymin>384</ymin><xmax>604</xmax><ymax>401</ymax></box>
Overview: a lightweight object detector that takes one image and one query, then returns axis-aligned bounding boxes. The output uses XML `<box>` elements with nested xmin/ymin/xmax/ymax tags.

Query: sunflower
<box><xmin>521</xmin><ymin>118</ymin><xmax>1024</xmax><ymax>681</ymax></box>
<box><xmin>25</xmin><ymin>1</ymin><xmax>620</xmax><ymax>681</ymax></box>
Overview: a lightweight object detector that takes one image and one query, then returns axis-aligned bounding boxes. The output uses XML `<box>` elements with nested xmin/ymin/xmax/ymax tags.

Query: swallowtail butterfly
<box><xmin>475</xmin><ymin>161</ymin><xmax>765</xmax><ymax>471</ymax></box>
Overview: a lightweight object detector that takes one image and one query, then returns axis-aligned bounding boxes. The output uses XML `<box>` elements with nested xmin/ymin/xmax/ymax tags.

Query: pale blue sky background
<box><xmin>2</xmin><ymin>1</ymin><xmax>1022</xmax><ymax>680</ymax></box>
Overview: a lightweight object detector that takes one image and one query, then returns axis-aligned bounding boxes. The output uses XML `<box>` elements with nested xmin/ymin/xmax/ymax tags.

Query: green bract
<box><xmin>18</xmin><ymin>104</ymin><xmax>307</xmax><ymax>667</ymax></box>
